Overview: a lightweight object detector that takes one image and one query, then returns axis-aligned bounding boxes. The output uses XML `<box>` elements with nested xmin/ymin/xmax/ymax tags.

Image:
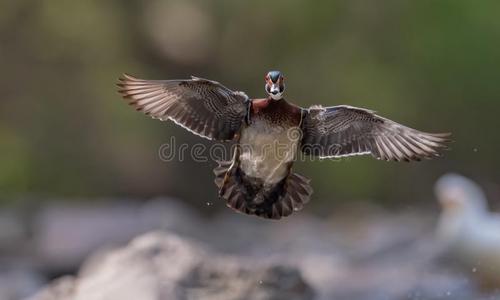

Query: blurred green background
<box><xmin>1</xmin><ymin>0</ymin><xmax>499</xmax><ymax>213</ymax></box>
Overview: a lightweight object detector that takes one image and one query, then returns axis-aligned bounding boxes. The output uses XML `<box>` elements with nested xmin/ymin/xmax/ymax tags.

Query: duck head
<box><xmin>265</xmin><ymin>70</ymin><xmax>285</xmax><ymax>100</ymax></box>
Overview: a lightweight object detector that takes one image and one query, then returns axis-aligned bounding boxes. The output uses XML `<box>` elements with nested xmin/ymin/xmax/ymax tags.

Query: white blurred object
<box><xmin>435</xmin><ymin>173</ymin><xmax>500</xmax><ymax>285</ymax></box>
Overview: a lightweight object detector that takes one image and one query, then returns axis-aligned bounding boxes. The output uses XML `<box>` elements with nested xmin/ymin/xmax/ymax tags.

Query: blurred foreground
<box><xmin>1</xmin><ymin>173</ymin><xmax>499</xmax><ymax>300</ymax></box>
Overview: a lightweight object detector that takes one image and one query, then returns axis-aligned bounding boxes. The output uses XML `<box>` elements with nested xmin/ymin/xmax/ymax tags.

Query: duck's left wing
<box><xmin>117</xmin><ymin>74</ymin><xmax>250</xmax><ymax>141</ymax></box>
<box><xmin>300</xmin><ymin>105</ymin><xmax>450</xmax><ymax>161</ymax></box>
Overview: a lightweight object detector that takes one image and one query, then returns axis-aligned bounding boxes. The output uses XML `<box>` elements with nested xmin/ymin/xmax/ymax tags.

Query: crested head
<box><xmin>265</xmin><ymin>70</ymin><xmax>285</xmax><ymax>100</ymax></box>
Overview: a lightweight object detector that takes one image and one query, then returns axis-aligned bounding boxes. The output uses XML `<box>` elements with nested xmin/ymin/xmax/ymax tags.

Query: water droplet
<box><xmin>446</xmin><ymin>291</ymin><xmax>451</xmax><ymax>296</ymax></box>
<box><xmin>206</xmin><ymin>202</ymin><xmax>212</xmax><ymax>206</ymax></box>
<box><xmin>259</xmin><ymin>280</ymin><xmax>263</xmax><ymax>284</ymax></box>
<box><xmin>472</xmin><ymin>267</ymin><xmax>477</xmax><ymax>273</ymax></box>
<box><xmin>473</xmin><ymin>148</ymin><xmax>478</xmax><ymax>152</ymax></box>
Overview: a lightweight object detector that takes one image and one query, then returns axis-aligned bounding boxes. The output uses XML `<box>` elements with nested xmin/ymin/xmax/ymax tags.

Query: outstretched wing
<box><xmin>117</xmin><ymin>74</ymin><xmax>250</xmax><ymax>141</ymax></box>
<box><xmin>301</xmin><ymin>105</ymin><xmax>450</xmax><ymax>161</ymax></box>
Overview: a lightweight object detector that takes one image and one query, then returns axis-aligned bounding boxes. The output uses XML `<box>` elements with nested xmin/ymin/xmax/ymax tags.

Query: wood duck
<box><xmin>117</xmin><ymin>71</ymin><xmax>450</xmax><ymax>219</ymax></box>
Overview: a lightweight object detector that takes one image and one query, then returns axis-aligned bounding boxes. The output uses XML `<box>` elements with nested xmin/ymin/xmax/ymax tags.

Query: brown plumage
<box><xmin>117</xmin><ymin>71</ymin><xmax>450</xmax><ymax>220</ymax></box>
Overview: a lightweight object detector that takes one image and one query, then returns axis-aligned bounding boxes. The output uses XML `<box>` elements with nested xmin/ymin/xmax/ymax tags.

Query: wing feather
<box><xmin>117</xmin><ymin>74</ymin><xmax>249</xmax><ymax>141</ymax></box>
<box><xmin>301</xmin><ymin>105</ymin><xmax>450</xmax><ymax>161</ymax></box>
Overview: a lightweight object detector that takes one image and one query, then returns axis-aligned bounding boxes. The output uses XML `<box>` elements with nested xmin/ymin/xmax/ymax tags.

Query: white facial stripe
<box><xmin>270</xmin><ymin>92</ymin><xmax>283</xmax><ymax>100</ymax></box>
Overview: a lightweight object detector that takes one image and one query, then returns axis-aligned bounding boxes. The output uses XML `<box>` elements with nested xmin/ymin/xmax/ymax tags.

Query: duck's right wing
<box><xmin>117</xmin><ymin>74</ymin><xmax>250</xmax><ymax>141</ymax></box>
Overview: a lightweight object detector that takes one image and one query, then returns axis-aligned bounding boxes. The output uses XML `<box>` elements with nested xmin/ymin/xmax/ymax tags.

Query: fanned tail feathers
<box><xmin>213</xmin><ymin>161</ymin><xmax>312</xmax><ymax>219</ymax></box>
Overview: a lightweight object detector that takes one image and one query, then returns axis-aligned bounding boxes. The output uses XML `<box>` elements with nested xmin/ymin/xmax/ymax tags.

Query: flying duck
<box><xmin>117</xmin><ymin>71</ymin><xmax>450</xmax><ymax>219</ymax></box>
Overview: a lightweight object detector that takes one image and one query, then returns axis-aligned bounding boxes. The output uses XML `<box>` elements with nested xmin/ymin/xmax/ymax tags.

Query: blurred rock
<box><xmin>32</xmin><ymin>197</ymin><xmax>201</xmax><ymax>270</ymax></box>
<box><xmin>28</xmin><ymin>231</ymin><xmax>314</xmax><ymax>300</ymax></box>
<box><xmin>14</xmin><ymin>195</ymin><xmax>500</xmax><ymax>299</ymax></box>
<box><xmin>26</xmin><ymin>277</ymin><xmax>74</xmax><ymax>300</ymax></box>
<box><xmin>435</xmin><ymin>173</ymin><xmax>500</xmax><ymax>287</ymax></box>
